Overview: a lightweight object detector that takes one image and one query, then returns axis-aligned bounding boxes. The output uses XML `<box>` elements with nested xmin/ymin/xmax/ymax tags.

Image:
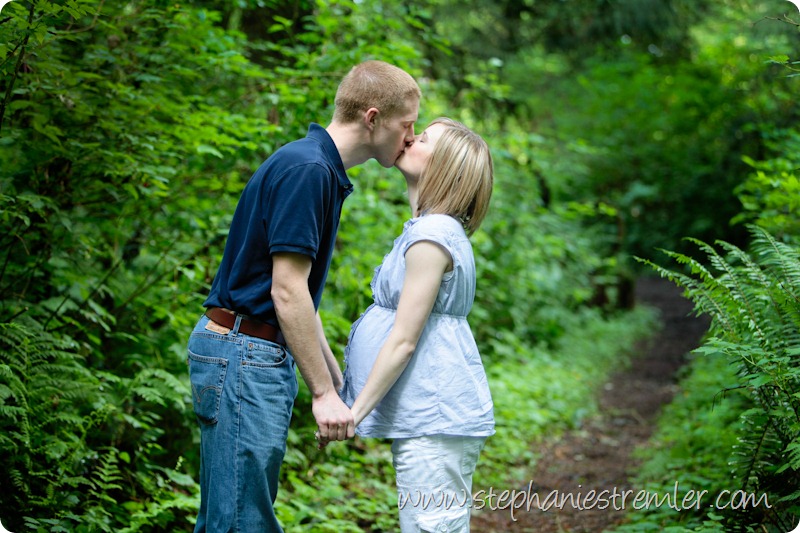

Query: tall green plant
<box><xmin>639</xmin><ymin>225</ymin><xmax>800</xmax><ymax>530</ymax></box>
<box><xmin>0</xmin><ymin>317</ymin><xmax>196</xmax><ymax>531</ymax></box>
<box><xmin>734</xmin><ymin>126</ymin><xmax>800</xmax><ymax>243</ymax></box>
<box><xmin>0</xmin><ymin>0</ymin><xmax>282</xmax><ymax>528</ymax></box>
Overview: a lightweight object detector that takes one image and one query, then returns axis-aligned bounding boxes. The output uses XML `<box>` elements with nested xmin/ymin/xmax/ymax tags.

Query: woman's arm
<box><xmin>350</xmin><ymin>240</ymin><xmax>452</xmax><ymax>428</ymax></box>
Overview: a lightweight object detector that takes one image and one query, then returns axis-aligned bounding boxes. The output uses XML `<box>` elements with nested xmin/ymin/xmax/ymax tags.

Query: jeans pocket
<box><xmin>188</xmin><ymin>352</ymin><xmax>228</xmax><ymax>425</ymax></box>
<box><xmin>393</xmin><ymin>436</ymin><xmax>441</xmax><ymax>487</ymax></box>
<box><xmin>417</xmin><ymin>510</ymin><xmax>470</xmax><ymax>533</ymax></box>
<box><xmin>244</xmin><ymin>340</ymin><xmax>288</xmax><ymax>368</ymax></box>
<box><xmin>460</xmin><ymin>437</ymin><xmax>485</xmax><ymax>476</ymax></box>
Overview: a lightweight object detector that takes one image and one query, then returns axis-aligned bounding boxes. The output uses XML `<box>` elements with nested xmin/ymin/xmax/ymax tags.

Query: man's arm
<box><xmin>316</xmin><ymin>312</ymin><xmax>344</xmax><ymax>391</ymax></box>
<box><xmin>271</xmin><ymin>252</ymin><xmax>354</xmax><ymax>442</ymax></box>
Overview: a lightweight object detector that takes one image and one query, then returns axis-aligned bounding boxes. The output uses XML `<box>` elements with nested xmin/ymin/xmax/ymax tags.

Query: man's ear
<box><xmin>364</xmin><ymin>107</ymin><xmax>380</xmax><ymax>131</ymax></box>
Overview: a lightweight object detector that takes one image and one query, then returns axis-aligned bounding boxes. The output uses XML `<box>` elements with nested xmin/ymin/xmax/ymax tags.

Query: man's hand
<box><xmin>312</xmin><ymin>389</ymin><xmax>355</xmax><ymax>444</ymax></box>
<box><xmin>272</xmin><ymin>253</ymin><xmax>354</xmax><ymax>449</ymax></box>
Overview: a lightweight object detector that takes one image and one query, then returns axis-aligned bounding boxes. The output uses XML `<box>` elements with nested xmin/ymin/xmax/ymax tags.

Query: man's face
<box><xmin>373</xmin><ymin>97</ymin><xmax>419</xmax><ymax>168</ymax></box>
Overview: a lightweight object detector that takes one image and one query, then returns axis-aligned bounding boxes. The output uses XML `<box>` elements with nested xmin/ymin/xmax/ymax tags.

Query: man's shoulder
<box><xmin>273</xmin><ymin>133</ymin><xmax>325</xmax><ymax>161</ymax></box>
<box><xmin>258</xmin><ymin>140</ymin><xmax>331</xmax><ymax>180</ymax></box>
<box><xmin>248</xmin><ymin>124</ymin><xmax>346</xmax><ymax>192</ymax></box>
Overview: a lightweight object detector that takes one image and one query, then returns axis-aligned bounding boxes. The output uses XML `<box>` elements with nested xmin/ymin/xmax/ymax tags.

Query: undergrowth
<box><xmin>274</xmin><ymin>306</ymin><xmax>656</xmax><ymax>532</ymax></box>
<box><xmin>610</xmin><ymin>351</ymin><xmax>749</xmax><ymax>532</ymax></box>
<box><xmin>0</xmin><ymin>318</ymin><xmax>197</xmax><ymax>532</ymax></box>
<box><xmin>615</xmin><ymin>226</ymin><xmax>800</xmax><ymax>532</ymax></box>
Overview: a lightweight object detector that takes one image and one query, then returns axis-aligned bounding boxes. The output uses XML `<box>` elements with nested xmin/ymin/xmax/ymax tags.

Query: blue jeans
<box><xmin>188</xmin><ymin>314</ymin><xmax>298</xmax><ymax>533</ymax></box>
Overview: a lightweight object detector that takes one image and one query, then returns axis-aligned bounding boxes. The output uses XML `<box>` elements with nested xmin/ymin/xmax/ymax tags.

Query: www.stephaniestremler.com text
<box><xmin>398</xmin><ymin>481</ymin><xmax>772</xmax><ymax>523</ymax></box>
<box><xmin>471</xmin><ymin>481</ymin><xmax>772</xmax><ymax>522</ymax></box>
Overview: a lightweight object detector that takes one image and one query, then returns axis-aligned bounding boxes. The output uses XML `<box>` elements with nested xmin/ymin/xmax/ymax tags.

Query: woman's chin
<box><xmin>394</xmin><ymin>163</ymin><xmax>411</xmax><ymax>178</ymax></box>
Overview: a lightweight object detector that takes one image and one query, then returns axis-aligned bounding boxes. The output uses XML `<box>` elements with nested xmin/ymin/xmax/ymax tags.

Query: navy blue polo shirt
<box><xmin>204</xmin><ymin>124</ymin><xmax>353</xmax><ymax>326</ymax></box>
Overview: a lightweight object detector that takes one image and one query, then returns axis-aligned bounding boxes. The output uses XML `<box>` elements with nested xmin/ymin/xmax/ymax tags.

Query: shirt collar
<box><xmin>307</xmin><ymin>123</ymin><xmax>353</xmax><ymax>195</ymax></box>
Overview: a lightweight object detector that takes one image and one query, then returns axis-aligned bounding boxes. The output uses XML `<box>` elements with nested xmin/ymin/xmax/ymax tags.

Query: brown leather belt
<box><xmin>204</xmin><ymin>307</ymin><xmax>282</xmax><ymax>344</ymax></box>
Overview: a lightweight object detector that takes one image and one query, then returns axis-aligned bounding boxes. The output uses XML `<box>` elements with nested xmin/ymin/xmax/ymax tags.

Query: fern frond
<box><xmin>717</xmin><ymin>240</ymin><xmax>787</xmax><ymax>338</ymax></box>
<box><xmin>749</xmin><ymin>225</ymin><xmax>800</xmax><ymax>306</ymax></box>
<box><xmin>701</xmin><ymin>238</ymin><xmax>769</xmax><ymax>345</ymax></box>
<box><xmin>638</xmin><ymin>252</ymin><xmax>738</xmax><ymax>337</ymax></box>
<box><xmin>643</xmin><ymin>226</ymin><xmax>800</xmax><ymax>528</ymax></box>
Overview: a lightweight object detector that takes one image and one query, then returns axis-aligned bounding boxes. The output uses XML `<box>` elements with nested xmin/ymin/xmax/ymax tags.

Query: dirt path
<box><xmin>471</xmin><ymin>276</ymin><xmax>710</xmax><ymax>532</ymax></box>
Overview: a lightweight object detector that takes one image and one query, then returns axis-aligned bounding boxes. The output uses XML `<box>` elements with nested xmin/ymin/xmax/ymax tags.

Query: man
<box><xmin>187</xmin><ymin>60</ymin><xmax>421</xmax><ymax>532</ymax></box>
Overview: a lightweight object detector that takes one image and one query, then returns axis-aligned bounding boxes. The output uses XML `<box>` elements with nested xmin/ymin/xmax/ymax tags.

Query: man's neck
<box><xmin>326</xmin><ymin>121</ymin><xmax>370</xmax><ymax>170</ymax></box>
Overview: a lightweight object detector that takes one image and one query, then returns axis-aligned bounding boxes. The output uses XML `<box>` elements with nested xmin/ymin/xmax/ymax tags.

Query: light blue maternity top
<box><xmin>340</xmin><ymin>214</ymin><xmax>495</xmax><ymax>439</ymax></box>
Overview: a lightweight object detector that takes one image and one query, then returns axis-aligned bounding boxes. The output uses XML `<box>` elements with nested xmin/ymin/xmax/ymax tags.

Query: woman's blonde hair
<box><xmin>333</xmin><ymin>60</ymin><xmax>421</xmax><ymax>123</ymax></box>
<box><xmin>416</xmin><ymin>118</ymin><xmax>493</xmax><ymax>235</ymax></box>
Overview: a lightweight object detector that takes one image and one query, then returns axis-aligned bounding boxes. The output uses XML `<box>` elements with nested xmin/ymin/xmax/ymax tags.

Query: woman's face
<box><xmin>395</xmin><ymin>123</ymin><xmax>447</xmax><ymax>180</ymax></box>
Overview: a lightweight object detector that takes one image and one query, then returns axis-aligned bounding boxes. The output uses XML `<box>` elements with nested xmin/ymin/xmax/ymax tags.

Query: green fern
<box><xmin>0</xmin><ymin>314</ymin><xmax>198</xmax><ymax>531</ymax></box>
<box><xmin>638</xmin><ymin>224</ymin><xmax>800</xmax><ymax>530</ymax></box>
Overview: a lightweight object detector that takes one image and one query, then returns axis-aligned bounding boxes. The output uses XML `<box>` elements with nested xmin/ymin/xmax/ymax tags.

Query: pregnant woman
<box><xmin>340</xmin><ymin>117</ymin><xmax>495</xmax><ymax>532</ymax></box>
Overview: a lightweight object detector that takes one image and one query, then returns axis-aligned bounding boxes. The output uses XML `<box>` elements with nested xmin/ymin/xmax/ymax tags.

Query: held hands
<box><xmin>312</xmin><ymin>389</ymin><xmax>354</xmax><ymax>450</ymax></box>
<box><xmin>314</xmin><ymin>431</ymin><xmax>331</xmax><ymax>450</ymax></box>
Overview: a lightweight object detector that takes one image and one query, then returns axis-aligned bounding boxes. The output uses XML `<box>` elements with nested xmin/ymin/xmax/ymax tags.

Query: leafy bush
<box><xmin>631</xmin><ymin>226</ymin><xmax>800</xmax><ymax>531</ymax></box>
<box><xmin>0</xmin><ymin>317</ymin><xmax>196</xmax><ymax>532</ymax></box>
<box><xmin>734</xmin><ymin>127</ymin><xmax>800</xmax><ymax>243</ymax></box>
<box><xmin>0</xmin><ymin>0</ymin><xmax>283</xmax><ymax>528</ymax></box>
<box><xmin>4</xmin><ymin>0</ymin><xmax>796</xmax><ymax>530</ymax></box>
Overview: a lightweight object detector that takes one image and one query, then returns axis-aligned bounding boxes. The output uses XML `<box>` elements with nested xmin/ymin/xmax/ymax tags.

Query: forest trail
<box><xmin>471</xmin><ymin>276</ymin><xmax>711</xmax><ymax>532</ymax></box>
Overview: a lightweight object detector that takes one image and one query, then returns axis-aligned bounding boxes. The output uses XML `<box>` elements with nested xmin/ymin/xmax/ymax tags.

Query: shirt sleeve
<box><xmin>402</xmin><ymin>214</ymin><xmax>460</xmax><ymax>264</ymax></box>
<box><xmin>264</xmin><ymin>162</ymin><xmax>331</xmax><ymax>260</ymax></box>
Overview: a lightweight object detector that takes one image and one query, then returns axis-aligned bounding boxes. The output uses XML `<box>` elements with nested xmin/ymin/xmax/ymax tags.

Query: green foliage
<box><xmin>511</xmin><ymin>47</ymin><xmax>754</xmax><ymax>262</ymax></box>
<box><xmin>611</xmin><ymin>353</ymin><xmax>749</xmax><ymax>532</ymax></box>
<box><xmin>474</xmin><ymin>143</ymin><xmax>625</xmax><ymax>344</ymax></box>
<box><xmin>477</xmin><ymin>307</ymin><xmax>657</xmax><ymax>489</ymax></box>
<box><xmin>734</xmin><ymin>127</ymin><xmax>800</xmax><ymax>242</ymax></box>
<box><xmin>634</xmin><ymin>226</ymin><xmax>800</xmax><ymax>530</ymax></box>
<box><xmin>274</xmin><ymin>430</ymin><xmax>399</xmax><ymax>532</ymax></box>
<box><xmin>2</xmin><ymin>0</ymin><xmax>798</xmax><ymax>529</ymax></box>
<box><xmin>436</xmin><ymin>0</ymin><xmax>799</xmax><ymax>267</ymax></box>
<box><xmin>0</xmin><ymin>317</ymin><xmax>197</xmax><ymax>531</ymax></box>
<box><xmin>0</xmin><ymin>0</ymin><xmax>281</xmax><ymax>528</ymax></box>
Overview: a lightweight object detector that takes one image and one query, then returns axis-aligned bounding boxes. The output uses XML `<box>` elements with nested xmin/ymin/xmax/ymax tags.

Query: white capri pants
<box><xmin>391</xmin><ymin>435</ymin><xmax>487</xmax><ymax>533</ymax></box>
